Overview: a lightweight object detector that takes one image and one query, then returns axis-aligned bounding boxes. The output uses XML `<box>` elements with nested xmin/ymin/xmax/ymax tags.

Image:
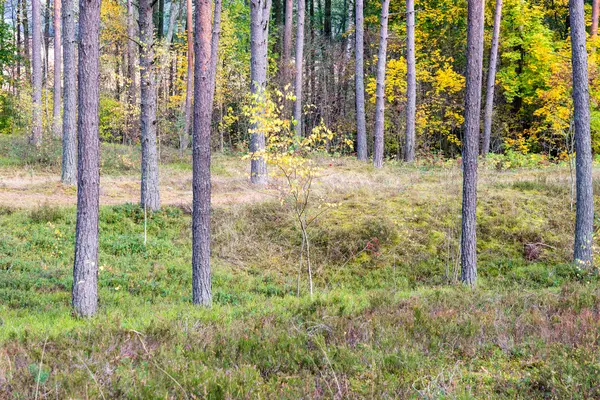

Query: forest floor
<box><xmin>0</xmin><ymin>137</ymin><xmax>599</xmax><ymax>399</ymax></box>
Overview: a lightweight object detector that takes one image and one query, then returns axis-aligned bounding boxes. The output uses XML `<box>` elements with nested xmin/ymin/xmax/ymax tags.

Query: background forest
<box><xmin>1</xmin><ymin>0</ymin><xmax>600</xmax><ymax>159</ymax></box>
<box><xmin>0</xmin><ymin>0</ymin><xmax>600</xmax><ymax>397</ymax></box>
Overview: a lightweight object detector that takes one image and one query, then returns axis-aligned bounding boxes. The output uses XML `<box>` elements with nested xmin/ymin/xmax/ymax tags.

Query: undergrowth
<box><xmin>0</xmin><ymin>145</ymin><xmax>599</xmax><ymax>398</ymax></box>
<box><xmin>0</xmin><ymin>178</ymin><xmax>598</xmax><ymax>398</ymax></box>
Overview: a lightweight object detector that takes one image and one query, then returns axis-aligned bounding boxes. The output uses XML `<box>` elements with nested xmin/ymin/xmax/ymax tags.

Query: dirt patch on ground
<box><xmin>0</xmin><ymin>168</ymin><xmax>274</xmax><ymax>209</ymax></box>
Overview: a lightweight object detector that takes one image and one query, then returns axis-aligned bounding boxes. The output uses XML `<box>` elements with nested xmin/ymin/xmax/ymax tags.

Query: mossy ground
<box><xmin>0</xmin><ymin>137</ymin><xmax>599</xmax><ymax>398</ymax></box>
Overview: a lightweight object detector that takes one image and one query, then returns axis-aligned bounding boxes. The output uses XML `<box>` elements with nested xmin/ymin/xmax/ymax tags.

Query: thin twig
<box><xmin>76</xmin><ymin>354</ymin><xmax>106</xmax><ymax>400</ymax></box>
<box><xmin>34</xmin><ymin>336</ymin><xmax>48</xmax><ymax>400</ymax></box>
<box><xmin>315</xmin><ymin>339</ymin><xmax>342</xmax><ymax>398</ymax></box>
<box><xmin>132</xmin><ymin>331</ymin><xmax>188</xmax><ymax>399</ymax></box>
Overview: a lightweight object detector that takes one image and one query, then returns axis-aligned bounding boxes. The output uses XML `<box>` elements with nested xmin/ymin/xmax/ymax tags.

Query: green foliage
<box><xmin>99</xmin><ymin>95</ymin><xmax>128</xmax><ymax>142</ymax></box>
<box><xmin>0</xmin><ymin>135</ymin><xmax>62</xmax><ymax>169</ymax></box>
<box><xmin>483</xmin><ymin>150</ymin><xmax>552</xmax><ymax>170</ymax></box>
<box><xmin>29</xmin><ymin>204</ymin><xmax>65</xmax><ymax>224</ymax></box>
<box><xmin>0</xmin><ymin>89</ymin><xmax>30</xmax><ymax>135</ymax></box>
<box><xmin>0</xmin><ymin>156</ymin><xmax>599</xmax><ymax>397</ymax></box>
<box><xmin>0</xmin><ymin>1</ymin><xmax>16</xmax><ymax>84</ymax></box>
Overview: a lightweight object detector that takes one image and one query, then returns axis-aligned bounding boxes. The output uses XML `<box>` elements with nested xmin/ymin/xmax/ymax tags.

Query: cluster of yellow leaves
<box><xmin>243</xmin><ymin>90</ymin><xmax>351</xmax><ymax>212</ymax></box>
<box><xmin>366</xmin><ymin>58</ymin><xmax>408</xmax><ymax>104</ymax></box>
<box><xmin>100</xmin><ymin>0</ymin><xmax>126</xmax><ymax>45</ymax></box>
<box><xmin>417</xmin><ymin>53</ymin><xmax>465</xmax><ymax>146</ymax></box>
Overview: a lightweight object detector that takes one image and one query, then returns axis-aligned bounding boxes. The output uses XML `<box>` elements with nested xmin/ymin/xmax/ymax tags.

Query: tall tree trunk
<box><xmin>52</xmin><ymin>0</ymin><xmax>61</xmax><ymax>138</ymax></box>
<box><xmin>208</xmin><ymin>0</ymin><xmax>222</xmax><ymax>112</ymax></box>
<box><xmin>61</xmin><ymin>0</ymin><xmax>76</xmax><ymax>184</ymax></box>
<box><xmin>340</xmin><ymin>0</ymin><xmax>353</xmax><ymax>118</ymax></box>
<box><xmin>481</xmin><ymin>0</ymin><xmax>502</xmax><ymax>156</ymax></box>
<box><xmin>372</xmin><ymin>0</ymin><xmax>389</xmax><ymax>168</ymax></box>
<box><xmin>156</xmin><ymin>0</ymin><xmax>181</xmax><ymax>103</ymax></box>
<box><xmin>44</xmin><ymin>0</ymin><xmax>50</xmax><ymax>80</ymax></box>
<box><xmin>308</xmin><ymin>0</ymin><xmax>315</xmax><ymax>130</ymax></box>
<box><xmin>273</xmin><ymin>0</ymin><xmax>282</xmax><ymax>52</ymax></box>
<box><xmin>571</xmin><ymin>0</ymin><xmax>594</xmax><ymax>266</ymax></box>
<box><xmin>460</xmin><ymin>0</ymin><xmax>484</xmax><ymax>286</ymax></box>
<box><xmin>72</xmin><ymin>0</ymin><xmax>101</xmax><ymax>317</ymax></box>
<box><xmin>10</xmin><ymin>0</ymin><xmax>17</xmax><ymax>94</ymax></box>
<box><xmin>31</xmin><ymin>0</ymin><xmax>42</xmax><ymax>145</ymax></box>
<box><xmin>293</xmin><ymin>0</ymin><xmax>305</xmax><ymax>136</ymax></box>
<box><xmin>405</xmin><ymin>0</ymin><xmax>416</xmax><ymax>162</ymax></box>
<box><xmin>22</xmin><ymin>0</ymin><xmax>30</xmax><ymax>80</ymax></box>
<box><xmin>139</xmin><ymin>0</ymin><xmax>161</xmax><ymax>211</ymax></box>
<box><xmin>16</xmin><ymin>0</ymin><xmax>21</xmax><ymax>82</ymax></box>
<box><xmin>282</xmin><ymin>0</ymin><xmax>292</xmax><ymax>88</ymax></box>
<box><xmin>249</xmin><ymin>0</ymin><xmax>271</xmax><ymax>184</ymax></box>
<box><xmin>182</xmin><ymin>0</ymin><xmax>193</xmax><ymax>152</ymax></box>
<box><xmin>126</xmin><ymin>0</ymin><xmax>137</xmax><ymax>144</ymax></box>
<box><xmin>192</xmin><ymin>0</ymin><xmax>214</xmax><ymax>306</ymax></box>
<box><xmin>354</xmin><ymin>0</ymin><xmax>367</xmax><ymax>160</ymax></box>
<box><xmin>592</xmin><ymin>0</ymin><xmax>599</xmax><ymax>38</ymax></box>
<box><xmin>324</xmin><ymin>0</ymin><xmax>331</xmax><ymax>37</ymax></box>
<box><xmin>157</xmin><ymin>0</ymin><xmax>165</xmax><ymax>38</ymax></box>
<box><xmin>115</xmin><ymin>43</ymin><xmax>121</xmax><ymax>98</ymax></box>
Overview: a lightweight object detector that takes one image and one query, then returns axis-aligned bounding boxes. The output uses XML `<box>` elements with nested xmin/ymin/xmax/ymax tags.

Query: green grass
<box><xmin>0</xmin><ymin>142</ymin><xmax>599</xmax><ymax>398</ymax></box>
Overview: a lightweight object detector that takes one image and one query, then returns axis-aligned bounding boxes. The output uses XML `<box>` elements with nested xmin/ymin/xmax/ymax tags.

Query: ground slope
<box><xmin>0</xmin><ymin>139</ymin><xmax>598</xmax><ymax>398</ymax></box>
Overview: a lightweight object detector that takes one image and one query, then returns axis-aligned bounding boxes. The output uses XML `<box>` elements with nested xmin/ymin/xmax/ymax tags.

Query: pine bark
<box><xmin>182</xmin><ymin>0</ymin><xmax>193</xmax><ymax>151</ymax></box>
<box><xmin>61</xmin><ymin>0</ymin><xmax>76</xmax><ymax>184</ymax></box>
<box><xmin>192</xmin><ymin>0</ymin><xmax>214</xmax><ymax>306</ymax></box>
<box><xmin>72</xmin><ymin>0</ymin><xmax>101</xmax><ymax>317</ymax></box>
<box><xmin>293</xmin><ymin>0</ymin><xmax>305</xmax><ymax>136</ymax></box>
<box><xmin>282</xmin><ymin>0</ymin><xmax>292</xmax><ymax>88</ymax></box>
<box><xmin>16</xmin><ymin>0</ymin><xmax>21</xmax><ymax>81</ymax></box>
<box><xmin>208</xmin><ymin>0</ymin><xmax>222</xmax><ymax>113</ymax></box>
<box><xmin>405</xmin><ymin>0</ymin><xmax>416</xmax><ymax>162</ymax></box>
<box><xmin>44</xmin><ymin>0</ymin><xmax>50</xmax><ymax>77</ymax></box>
<box><xmin>115</xmin><ymin>43</ymin><xmax>121</xmax><ymax>98</ymax></box>
<box><xmin>52</xmin><ymin>0</ymin><xmax>61</xmax><ymax>138</ymax></box>
<box><xmin>139</xmin><ymin>0</ymin><xmax>161</xmax><ymax>211</ymax></box>
<box><xmin>21</xmin><ymin>0</ymin><xmax>30</xmax><ymax>79</ymax></box>
<box><xmin>126</xmin><ymin>0</ymin><xmax>137</xmax><ymax>144</ymax></box>
<box><xmin>592</xmin><ymin>0</ymin><xmax>599</xmax><ymax>38</ymax></box>
<box><xmin>31</xmin><ymin>0</ymin><xmax>43</xmax><ymax>145</ymax></box>
<box><xmin>158</xmin><ymin>0</ymin><xmax>165</xmax><ymax>38</ymax></box>
<box><xmin>354</xmin><ymin>0</ymin><xmax>367</xmax><ymax>160</ymax></box>
<box><xmin>372</xmin><ymin>0</ymin><xmax>389</xmax><ymax>168</ymax></box>
<box><xmin>570</xmin><ymin>0</ymin><xmax>594</xmax><ymax>266</ymax></box>
<box><xmin>481</xmin><ymin>0</ymin><xmax>502</xmax><ymax>156</ymax></box>
<box><xmin>460</xmin><ymin>0</ymin><xmax>485</xmax><ymax>286</ymax></box>
<box><xmin>249</xmin><ymin>0</ymin><xmax>271</xmax><ymax>184</ymax></box>
<box><xmin>324</xmin><ymin>0</ymin><xmax>331</xmax><ymax>37</ymax></box>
